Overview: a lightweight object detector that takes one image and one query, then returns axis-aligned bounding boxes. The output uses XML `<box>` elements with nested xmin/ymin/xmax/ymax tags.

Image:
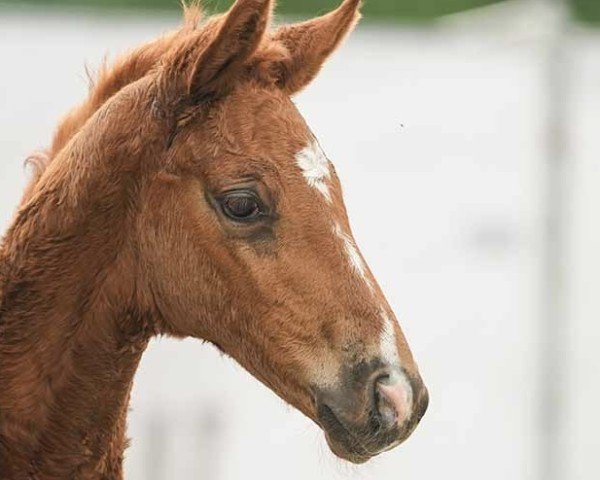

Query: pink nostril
<box><xmin>376</xmin><ymin>377</ymin><xmax>413</xmax><ymax>427</ymax></box>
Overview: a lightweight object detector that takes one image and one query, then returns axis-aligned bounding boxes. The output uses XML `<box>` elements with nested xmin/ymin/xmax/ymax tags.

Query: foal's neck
<box><xmin>0</xmin><ymin>295</ymin><xmax>149</xmax><ymax>478</ymax></box>
<box><xmin>0</xmin><ymin>83</ymin><xmax>159</xmax><ymax>479</ymax></box>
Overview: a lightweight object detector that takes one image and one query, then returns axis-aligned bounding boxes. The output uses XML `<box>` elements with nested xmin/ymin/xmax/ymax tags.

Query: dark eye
<box><xmin>219</xmin><ymin>191</ymin><xmax>264</xmax><ymax>222</ymax></box>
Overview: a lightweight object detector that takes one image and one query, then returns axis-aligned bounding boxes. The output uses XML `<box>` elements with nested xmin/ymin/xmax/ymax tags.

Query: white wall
<box><xmin>564</xmin><ymin>31</ymin><xmax>600</xmax><ymax>480</ymax></box>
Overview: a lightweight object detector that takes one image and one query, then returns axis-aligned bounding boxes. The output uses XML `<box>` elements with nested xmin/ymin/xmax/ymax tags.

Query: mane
<box><xmin>19</xmin><ymin>2</ymin><xmax>204</xmax><ymax>207</ymax></box>
<box><xmin>18</xmin><ymin>1</ymin><xmax>290</xmax><ymax>208</ymax></box>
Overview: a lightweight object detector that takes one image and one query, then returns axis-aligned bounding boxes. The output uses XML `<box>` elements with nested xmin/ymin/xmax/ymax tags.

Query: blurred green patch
<box><xmin>0</xmin><ymin>0</ymin><xmax>506</xmax><ymax>21</ymax></box>
<box><xmin>573</xmin><ymin>0</ymin><xmax>600</xmax><ymax>23</ymax></box>
<box><xmin>1</xmin><ymin>0</ymin><xmax>599</xmax><ymax>23</ymax></box>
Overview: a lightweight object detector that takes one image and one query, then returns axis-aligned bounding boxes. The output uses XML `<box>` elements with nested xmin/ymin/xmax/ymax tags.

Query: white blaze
<box><xmin>380</xmin><ymin>309</ymin><xmax>400</xmax><ymax>366</ymax></box>
<box><xmin>295</xmin><ymin>141</ymin><xmax>409</xmax><ymax>403</ymax></box>
<box><xmin>379</xmin><ymin>311</ymin><xmax>414</xmax><ymax>425</ymax></box>
<box><xmin>295</xmin><ymin>140</ymin><xmax>332</xmax><ymax>202</ymax></box>
<box><xmin>333</xmin><ymin>222</ymin><xmax>374</xmax><ymax>294</ymax></box>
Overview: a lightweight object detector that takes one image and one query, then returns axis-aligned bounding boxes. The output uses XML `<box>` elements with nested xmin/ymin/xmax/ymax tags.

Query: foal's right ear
<box><xmin>165</xmin><ymin>0</ymin><xmax>272</xmax><ymax>104</ymax></box>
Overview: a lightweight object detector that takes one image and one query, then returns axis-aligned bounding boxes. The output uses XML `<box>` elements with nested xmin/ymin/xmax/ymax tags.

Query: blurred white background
<box><xmin>1</xmin><ymin>0</ymin><xmax>598</xmax><ymax>478</ymax></box>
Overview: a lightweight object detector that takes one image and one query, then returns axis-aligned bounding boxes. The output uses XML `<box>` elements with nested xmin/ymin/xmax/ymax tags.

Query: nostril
<box><xmin>371</xmin><ymin>373</ymin><xmax>389</xmax><ymax>405</ymax></box>
<box><xmin>374</xmin><ymin>373</ymin><xmax>413</xmax><ymax>429</ymax></box>
<box><xmin>370</xmin><ymin>374</ymin><xmax>391</xmax><ymax>424</ymax></box>
<box><xmin>373</xmin><ymin>380</ymin><xmax>395</xmax><ymax>428</ymax></box>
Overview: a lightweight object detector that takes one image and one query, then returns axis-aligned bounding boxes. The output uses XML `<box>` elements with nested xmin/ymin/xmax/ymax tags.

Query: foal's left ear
<box><xmin>187</xmin><ymin>0</ymin><xmax>272</xmax><ymax>102</ymax></box>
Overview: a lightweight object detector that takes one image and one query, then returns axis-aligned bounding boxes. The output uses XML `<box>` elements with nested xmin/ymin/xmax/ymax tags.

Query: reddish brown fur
<box><xmin>19</xmin><ymin>3</ymin><xmax>204</xmax><ymax>208</ymax></box>
<box><xmin>0</xmin><ymin>1</ymin><xmax>425</xmax><ymax>478</ymax></box>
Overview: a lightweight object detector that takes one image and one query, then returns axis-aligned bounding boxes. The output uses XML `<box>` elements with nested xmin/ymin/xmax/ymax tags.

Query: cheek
<box><xmin>141</xmin><ymin>227</ymin><xmax>217</xmax><ymax>335</ymax></box>
<box><xmin>139</xmin><ymin>181</ymin><xmax>232</xmax><ymax>336</ymax></box>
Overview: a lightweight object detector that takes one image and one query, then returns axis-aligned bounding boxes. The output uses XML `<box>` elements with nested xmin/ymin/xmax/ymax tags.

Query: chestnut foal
<box><xmin>0</xmin><ymin>0</ymin><xmax>428</xmax><ymax>477</ymax></box>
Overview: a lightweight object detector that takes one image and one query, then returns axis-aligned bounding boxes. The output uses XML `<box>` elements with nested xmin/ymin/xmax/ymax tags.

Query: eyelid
<box><xmin>215</xmin><ymin>176</ymin><xmax>261</xmax><ymax>193</ymax></box>
<box><xmin>219</xmin><ymin>188</ymin><xmax>259</xmax><ymax>197</ymax></box>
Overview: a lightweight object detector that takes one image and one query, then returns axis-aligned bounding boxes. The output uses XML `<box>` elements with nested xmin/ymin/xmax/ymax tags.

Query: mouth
<box><xmin>315</xmin><ymin>378</ymin><xmax>429</xmax><ymax>464</ymax></box>
<box><xmin>317</xmin><ymin>403</ymin><xmax>374</xmax><ymax>463</ymax></box>
<box><xmin>317</xmin><ymin>401</ymin><xmax>409</xmax><ymax>464</ymax></box>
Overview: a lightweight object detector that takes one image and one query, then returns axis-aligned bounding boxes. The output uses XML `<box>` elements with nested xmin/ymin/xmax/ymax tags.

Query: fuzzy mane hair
<box><xmin>20</xmin><ymin>1</ymin><xmax>292</xmax><ymax>208</ymax></box>
<box><xmin>20</xmin><ymin>4</ymin><xmax>204</xmax><ymax>206</ymax></box>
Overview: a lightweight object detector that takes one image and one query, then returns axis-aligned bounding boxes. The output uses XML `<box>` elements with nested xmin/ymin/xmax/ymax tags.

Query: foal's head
<box><xmin>129</xmin><ymin>0</ymin><xmax>427</xmax><ymax>463</ymax></box>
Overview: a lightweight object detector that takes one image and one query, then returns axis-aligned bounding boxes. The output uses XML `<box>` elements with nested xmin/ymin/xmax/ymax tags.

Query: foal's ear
<box><xmin>187</xmin><ymin>0</ymin><xmax>272</xmax><ymax>102</ymax></box>
<box><xmin>268</xmin><ymin>0</ymin><xmax>362</xmax><ymax>95</ymax></box>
